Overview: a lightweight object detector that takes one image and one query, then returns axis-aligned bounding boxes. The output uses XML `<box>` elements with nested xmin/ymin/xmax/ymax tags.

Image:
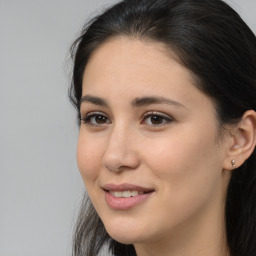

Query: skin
<box><xmin>77</xmin><ymin>37</ymin><xmax>233</xmax><ymax>256</ymax></box>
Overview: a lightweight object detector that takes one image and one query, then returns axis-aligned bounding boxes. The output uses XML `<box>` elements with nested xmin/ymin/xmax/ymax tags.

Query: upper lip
<box><xmin>102</xmin><ymin>183</ymin><xmax>154</xmax><ymax>192</ymax></box>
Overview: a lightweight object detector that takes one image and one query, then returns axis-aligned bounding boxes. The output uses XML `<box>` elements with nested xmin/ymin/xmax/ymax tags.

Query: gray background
<box><xmin>0</xmin><ymin>1</ymin><xmax>255</xmax><ymax>256</ymax></box>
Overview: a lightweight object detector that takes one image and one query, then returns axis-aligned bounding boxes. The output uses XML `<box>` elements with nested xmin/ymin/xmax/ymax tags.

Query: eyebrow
<box><xmin>80</xmin><ymin>95</ymin><xmax>185</xmax><ymax>108</ymax></box>
<box><xmin>132</xmin><ymin>96</ymin><xmax>185</xmax><ymax>108</ymax></box>
<box><xmin>80</xmin><ymin>95</ymin><xmax>108</xmax><ymax>107</ymax></box>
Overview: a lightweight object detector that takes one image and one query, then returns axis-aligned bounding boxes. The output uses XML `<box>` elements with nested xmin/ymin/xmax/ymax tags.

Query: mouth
<box><xmin>102</xmin><ymin>183</ymin><xmax>155</xmax><ymax>210</ymax></box>
<box><xmin>103</xmin><ymin>183</ymin><xmax>154</xmax><ymax>197</ymax></box>
<box><xmin>108</xmin><ymin>190</ymin><xmax>147</xmax><ymax>198</ymax></box>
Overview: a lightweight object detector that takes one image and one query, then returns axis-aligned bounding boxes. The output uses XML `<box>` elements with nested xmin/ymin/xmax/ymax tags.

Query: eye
<box><xmin>81</xmin><ymin>112</ymin><xmax>111</xmax><ymax>126</ymax></box>
<box><xmin>142</xmin><ymin>112</ymin><xmax>173</xmax><ymax>126</ymax></box>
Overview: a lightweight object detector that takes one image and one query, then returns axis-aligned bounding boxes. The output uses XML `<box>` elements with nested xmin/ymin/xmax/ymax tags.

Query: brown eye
<box><xmin>150</xmin><ymin>115</ymin><xmax>164</xmax><ymax>125</ymax></box>
<box><xmin>95</xmin><ymin>115</ymin><xmax>108</xmax><ymax>124</ymax></box>
<box><xmin>142</xmin><ymin>112</ymin><xmax>173</xmax><ymax>127</ymax></box>
<box><xmin>81</xmin><ymin>112</ymin><xmax>111</xmax><ymax>126</ymax></box>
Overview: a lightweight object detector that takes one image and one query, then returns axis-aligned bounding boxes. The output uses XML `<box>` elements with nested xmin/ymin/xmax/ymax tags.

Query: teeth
<box><xmin>131</xmin><ymin>190</ymin><xmax>139</xmax><ymax>197</ymax></box>
<box><xmin>110</xmin><ymin>190</ymin><xmax>143</xmax><ymax>198</ymax></box>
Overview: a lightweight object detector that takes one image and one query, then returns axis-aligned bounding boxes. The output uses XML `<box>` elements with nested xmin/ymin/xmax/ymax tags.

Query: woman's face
<box><xmin>77</xmin><ymin>37</ymin><xmax>231</xmax><ymax>247</ymax></box>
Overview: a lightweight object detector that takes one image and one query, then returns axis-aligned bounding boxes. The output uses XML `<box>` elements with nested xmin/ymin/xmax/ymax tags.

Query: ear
<box><xmin>223</xmin><ymin>110</ymin><xmax>256</xmax><ymax>170</ymax></box>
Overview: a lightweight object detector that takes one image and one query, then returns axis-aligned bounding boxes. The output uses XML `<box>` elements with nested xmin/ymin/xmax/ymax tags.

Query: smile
<box><xmin>109</xmin><ymin>190</ymin><xmax>144</xmax><ymax>198</ymax></box>
<box><xmin>103</xmin><ymin>183</ymin><xmax>154</xmax><ymax>210</ymax></box>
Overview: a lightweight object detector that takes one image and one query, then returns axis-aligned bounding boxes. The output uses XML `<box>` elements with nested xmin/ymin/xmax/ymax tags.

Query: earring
<box><xmin>231</xmin><ymin>159</ymin><xmax>236</xmax><ymax>168</ymax></box>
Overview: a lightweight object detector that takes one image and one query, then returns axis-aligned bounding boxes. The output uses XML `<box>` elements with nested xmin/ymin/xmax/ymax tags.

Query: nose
<box><xmin>102</xmin><ymin>125</ymin><xmax>140</xmax><ymax>172</ymax></box>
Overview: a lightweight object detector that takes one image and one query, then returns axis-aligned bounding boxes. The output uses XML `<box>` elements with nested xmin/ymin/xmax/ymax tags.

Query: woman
<box><xmin>69</xmin><ymin>0</ymin><xmax>256</xmax><ymax>255</ymax></box>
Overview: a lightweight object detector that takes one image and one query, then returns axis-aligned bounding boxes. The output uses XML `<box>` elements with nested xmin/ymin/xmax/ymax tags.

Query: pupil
<box><xmin>151</xmin><ymin>115</ymin><xmax>163</xmax><ymax>124</ymax></box>
<box><xmin>96</xmin><ymin>115</ymin><xmax>106</xmax><ymax>124</ymax></box>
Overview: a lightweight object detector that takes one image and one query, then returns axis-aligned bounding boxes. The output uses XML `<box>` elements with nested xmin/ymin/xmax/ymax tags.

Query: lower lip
<box><xmin>105</xmin><ymin>191</ymin><xmax>154</xmax><ymax>210</ymax></box>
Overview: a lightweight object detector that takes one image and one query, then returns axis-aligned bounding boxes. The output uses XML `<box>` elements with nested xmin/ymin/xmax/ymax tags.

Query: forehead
<box><xmin>82</xmin><ymin>37</ymin><xmax>210</xmax><ymax>105</ymax></box>
<box><xmin>82</xmin><ymin>37</ymin><xmax>195</xmax><ymax>92</ymax></box>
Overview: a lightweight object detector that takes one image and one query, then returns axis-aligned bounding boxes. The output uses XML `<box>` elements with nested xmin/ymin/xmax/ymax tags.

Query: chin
<box><xmin>104</xmin><ymin>218</ymin><xmax>147</xmax><ymax>244</ymax></box>
<box><xmin>109</xmin><ymin>233</ymin><xmax>137</xmax><ymax>245</ymax></box>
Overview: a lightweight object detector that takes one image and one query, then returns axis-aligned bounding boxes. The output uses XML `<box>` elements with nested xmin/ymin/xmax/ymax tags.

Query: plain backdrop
<box><xmin>0</xmin><ymin>1</ymin><xmax>255</xmax><ymax>256</ymax></box>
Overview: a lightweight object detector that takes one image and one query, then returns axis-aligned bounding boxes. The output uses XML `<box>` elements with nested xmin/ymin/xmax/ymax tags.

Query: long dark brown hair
<box><xmin>69</xmin><ymin>0</ymin><xmax>256</xmax><ymax>255</ymax></box>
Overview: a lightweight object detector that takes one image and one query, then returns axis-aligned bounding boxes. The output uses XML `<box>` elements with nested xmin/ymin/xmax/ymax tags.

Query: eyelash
<box><xmin>80</xmin><ymin>111</ymin><xmax>173</xmax><ymax>127</ymax></box>
<box><xmin>142</xmin><ymin>111</ymin><xmax>173</xmax><ymax>127</ymax></box>
<box><xmin>80</xmin><ymin>112</ymin><xmax>111</xmax><ymax>126</ymax></box>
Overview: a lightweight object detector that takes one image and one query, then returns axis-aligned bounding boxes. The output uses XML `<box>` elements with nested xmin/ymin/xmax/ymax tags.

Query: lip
<box><xmin>103</xmin><ymin>183</ymin><xmax>155</xmax><ymax>210</ymax></box>
<box><xmin>103</xmin><ymin>183</ymin><xmax>154</xmax><ymax>192</ymax></box>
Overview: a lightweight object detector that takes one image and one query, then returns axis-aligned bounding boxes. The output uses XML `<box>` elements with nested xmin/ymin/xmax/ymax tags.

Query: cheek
<box><xmin>140</xmin><ymin>129</ymin><xmax>224</xmax><ymax>229</ymax></box>
<box><xmin>76</xmin><ymin>131</ymin><xmax>103</xmax><ymax>186</ymax></box>
<box><xmin>142</xmin><ymin>125</ymin><xmax>222</xmax><ymax>195</ymax></box>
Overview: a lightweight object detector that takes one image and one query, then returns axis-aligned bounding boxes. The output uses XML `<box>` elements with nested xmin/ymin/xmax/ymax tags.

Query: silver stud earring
<box><xmin>231</xmin><ymin>159</ymin><xmax>236</xmax><ymax>168</ymax></box>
